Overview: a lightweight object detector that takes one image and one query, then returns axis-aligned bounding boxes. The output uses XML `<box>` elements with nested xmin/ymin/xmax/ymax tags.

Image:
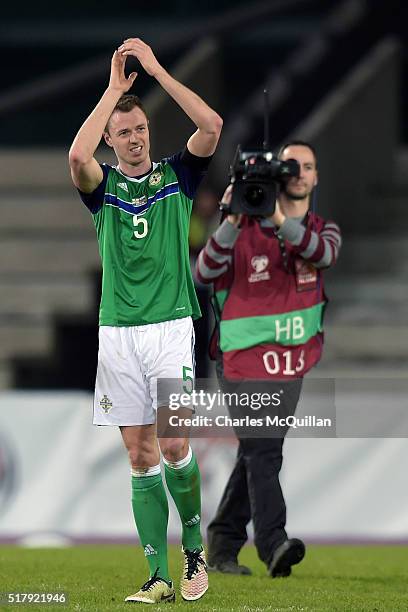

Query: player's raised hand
<box><xmin>118</xmin><ymin>38</ymin><xmax>162</xmax><ymax>77</ymax></box>
<box><xmin>109</xmin><ymin>50</ymin><xmax>138</xmax><ymax>93</ymax></box>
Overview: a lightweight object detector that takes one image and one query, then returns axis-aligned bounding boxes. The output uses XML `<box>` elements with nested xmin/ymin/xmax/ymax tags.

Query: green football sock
<box><xmin>131</xmin><ymin>468</ymin><xmax>170</xmax><ymax>582</ymax></box>
<box><xmin>164</xmin><ymin>448</ymin><xmax>203</xmax><ymax>551</ymax></box>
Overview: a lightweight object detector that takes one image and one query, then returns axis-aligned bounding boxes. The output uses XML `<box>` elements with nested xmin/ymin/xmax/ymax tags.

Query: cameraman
<box><xmin>196</xmin><ymin>141</ymin><xmax>341</xmax><ymax>577</ymax></box>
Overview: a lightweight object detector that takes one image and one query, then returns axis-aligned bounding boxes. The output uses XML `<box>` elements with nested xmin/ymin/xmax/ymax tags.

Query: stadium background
<box><xmin>1</xmin><ymin>0</ymin><xmax>408</xmax><ymax>559</ymax></box>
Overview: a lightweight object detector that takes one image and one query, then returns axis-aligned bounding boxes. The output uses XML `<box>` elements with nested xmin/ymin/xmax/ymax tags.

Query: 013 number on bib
<box><xmin>263</xmin><ymin>349</ymin><xmax>305</xmax><ymax>376</ymax></box>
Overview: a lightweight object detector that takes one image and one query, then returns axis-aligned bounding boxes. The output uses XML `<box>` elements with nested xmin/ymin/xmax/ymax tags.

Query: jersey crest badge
<box><xmin>117</xmin><ymin>182</ymin><xmax>129</xmax><ymax>192</ymax></box>
<box><xmin>148</xmin><ymin>171</ymin><xmax>164</xmax><ymax>187</ymax></box>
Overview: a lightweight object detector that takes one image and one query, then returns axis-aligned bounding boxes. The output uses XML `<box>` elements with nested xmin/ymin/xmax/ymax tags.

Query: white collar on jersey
<box><xmin>115</xmin><ymin>161</ymin><xmax>159</xmax><ymax>183</ymax></box>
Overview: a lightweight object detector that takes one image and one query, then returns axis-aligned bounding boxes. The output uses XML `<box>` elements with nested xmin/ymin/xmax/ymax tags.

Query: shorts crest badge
<box><xmin>100</xmin><ymin>395</ymin><xmax>113</xmax><ymax>414</ymax></box>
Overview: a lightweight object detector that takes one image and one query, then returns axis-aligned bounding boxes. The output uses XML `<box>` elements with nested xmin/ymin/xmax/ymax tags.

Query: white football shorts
<box><xmin>93</xmin><ymin>316</ymin><xmax>195</xmax><ymax>426</ymax></box>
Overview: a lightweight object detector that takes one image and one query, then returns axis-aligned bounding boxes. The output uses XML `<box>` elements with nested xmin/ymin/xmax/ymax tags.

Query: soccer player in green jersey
<box><xmin>69</xmin><ymin>38</ymin><xmax>222</xmax><ymax>604</ymax></box>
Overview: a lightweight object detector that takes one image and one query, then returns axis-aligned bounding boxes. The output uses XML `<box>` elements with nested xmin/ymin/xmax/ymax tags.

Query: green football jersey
<box><xmin>79</xmin><ymin>149</ymin><xmax>211</xmax><ymax>326</ymax></box>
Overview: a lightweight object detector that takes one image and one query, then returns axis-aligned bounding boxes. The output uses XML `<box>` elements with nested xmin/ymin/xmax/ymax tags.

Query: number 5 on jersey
<box><xmin>133</xmin><ymin>215</ymin><xmax>148</xmax><ymax>239</ymax></box>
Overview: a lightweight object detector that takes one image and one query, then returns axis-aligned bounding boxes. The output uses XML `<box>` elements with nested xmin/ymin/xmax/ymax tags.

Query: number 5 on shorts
<box><xmin>182</xmin><ymin>366</ymin><xmax>193</xmax><ymax>394</ymax></box>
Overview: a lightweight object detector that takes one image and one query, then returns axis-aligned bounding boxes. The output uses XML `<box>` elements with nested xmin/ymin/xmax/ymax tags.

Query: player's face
<box><xmin>280</xmin><ymin>145</ymin><xmax>318</xmax><ymax>201</ymax></box>
<box><xmin>105</xmin><ymin>107</ymin><xmax>151</xmax><ymax>169</ymax></box>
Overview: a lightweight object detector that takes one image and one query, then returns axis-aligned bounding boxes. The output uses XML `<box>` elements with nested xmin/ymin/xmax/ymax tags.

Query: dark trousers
<box><xmin>207</xmin><ymin>366</ymin><xmax>302</xmax><ymax>566</ymax></box>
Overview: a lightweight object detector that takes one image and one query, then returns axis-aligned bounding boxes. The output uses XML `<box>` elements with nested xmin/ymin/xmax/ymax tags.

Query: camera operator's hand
<box><xmin>227</xmin><ymin>213</ymin><xmax>243</xmax><ymax>228</ymax></box>
<box><xmin>221</xmin><ymin>185</ymin><xmax>242</xmax><ymax>228</ymax></box>
<box><xmin>266</xmin><ymin>200</ymin><xmax>286</xmax><ymax>228</ymax></box>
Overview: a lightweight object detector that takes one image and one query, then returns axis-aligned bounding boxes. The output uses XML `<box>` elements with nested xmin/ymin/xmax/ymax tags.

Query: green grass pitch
<box><xmin>1</xmin><ymin>544</ymin><xmax>408</xmax><ymax>611</ymax></box>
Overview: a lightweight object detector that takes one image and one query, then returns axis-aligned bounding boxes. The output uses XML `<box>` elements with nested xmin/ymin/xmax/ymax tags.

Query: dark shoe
<box><xmin>268</xmin><ymin>538</ymin><xmax>305</xmax><ymax>578</ymax></box>
<box><xmin>207</xmin><ymin>560</ymin><xmax>252</xmax><ymax>575</ymax></box>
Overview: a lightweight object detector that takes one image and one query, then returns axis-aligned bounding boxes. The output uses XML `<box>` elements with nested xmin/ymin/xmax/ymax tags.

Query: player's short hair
<box><xmin>278</xmin><ymin>140</ymin><xmax>318</xmax><ymax>168</ymax></box>
<box><xmin>105</xmin><ymin>95</ymin><xmax>149</xmax><ymax>133</ymax></box>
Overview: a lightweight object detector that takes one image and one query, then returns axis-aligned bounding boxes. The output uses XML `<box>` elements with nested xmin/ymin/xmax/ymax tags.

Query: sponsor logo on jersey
<box><xmin>294</xmin><ymin>258</ymin><xmax>318</xmax><ymax>291</ymax></box>
<box><xmin>117</xmin><ymin>182</ymin><xmax>129</xmax><ymax>192</ymax></box>
<box><xmin>144</xmin><ymin>544</ymin><xmax>158</xmax><ymax>556</ymax></box>
<box><xmin>148</xmin><ymin>171</ymin><xmax>164</xmax><ymax>187</ymax></box>
<box><xmin>100</xmin><ymin>395</ymin><xmax>113</xmax><ymax>414</ymax></box>
<box><xmin>249</xmin><ymin>255</ymin><xmax>270</xmax><ymax>283</ymax></box>
<box><xmin>131</xmin><ymin>195</ymin><xmax>148</xmax><ymax>207</ymax></box>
